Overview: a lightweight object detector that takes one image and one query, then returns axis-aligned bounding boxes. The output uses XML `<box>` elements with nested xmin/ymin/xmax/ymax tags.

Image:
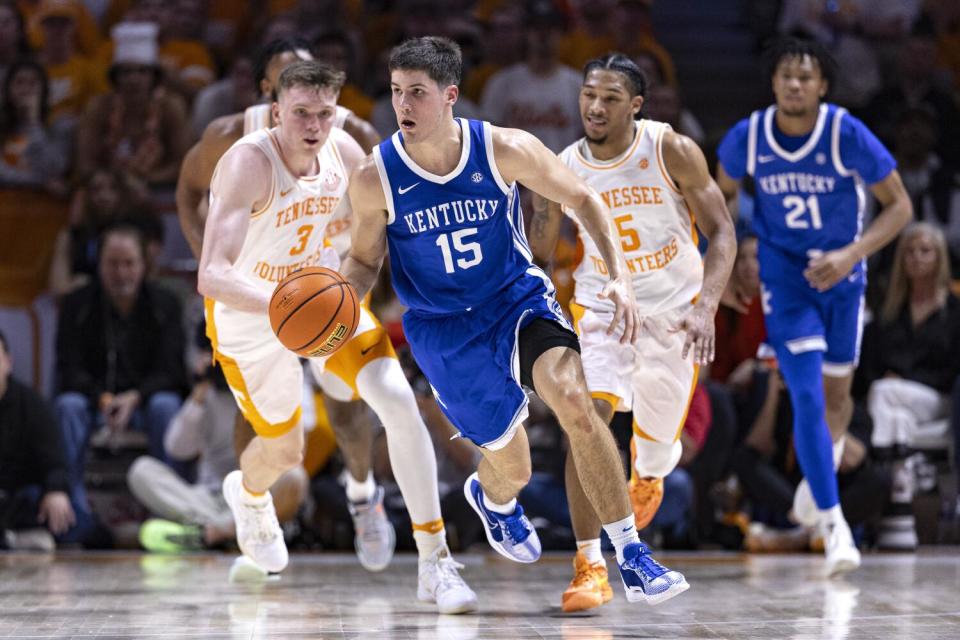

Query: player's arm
<box><xmin>342</xmin><ymin>112</ymin><xmax>381</xmax><ymax>154</ymax></box>
<box><xmin>493</xmin><ymin>127</ymin><xmax>639</xmax><ymax>343</ymax></box>
<box><xmin>340</xmin><ymin>157</ymin><xmax>389</xmax><ymax>300</ymax></box>
<box><xmin>715</xmin><ymin>163</ymin><xmax>741</xmax><ymax>216</ymax></box>
<box><xmin>196</xmin><ymin>145</ymin><xmax>273</xmax><ymax>314</ymax></box>
<box><xmin>663</xmin><ymin>130</ymin><xmax>738</xmax><ymax>365</ymax></box>
<box><xmin>175</xmin><ymin>117</ymin><xmax>239</xmax><ymax>259</ymax></box>
<box><xmin>528</xmin><ymin>193</ymin><xmax>564</xmax><ymax>270</ymax></box>
<box><xmin>804</xmin><ymin>170</ymin><xmax>913</xmax><ymax>291</ymax></box>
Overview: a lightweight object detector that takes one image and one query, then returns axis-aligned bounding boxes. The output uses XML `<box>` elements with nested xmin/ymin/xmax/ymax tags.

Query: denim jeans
<box><xmin>55</xmin><ymin>391</ymin><xmax>182</xmax><ymax>505</ymax></box>
<box><xmin>0</xmin><ymin>484</ymin><xmax>100</xmax><ymax>546</ymax></box>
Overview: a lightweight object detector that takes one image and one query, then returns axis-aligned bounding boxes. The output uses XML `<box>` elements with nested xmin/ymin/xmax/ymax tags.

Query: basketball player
<box><xmin>177</xmin><ymin>38</ymin><xmax>422</xmax><ymax>582</ymax></box>
<box><xmin>341</xmin><ymin>36</ymin><xmax>689</xmax><ymax>606</ymax></box>
<box><xmin>716</xmin><ymin>38</ymin><xmax>912</xmax><ymax>574</ymax></box>
<box><xmin>529</xmin><ymin>54</ymin><xmax>736</xmax><ymax>612</ymax></box>
<box><xmin>198</xmin><ymin>61</ymin><xmax>477</xmax><ymax>614</ymax></box>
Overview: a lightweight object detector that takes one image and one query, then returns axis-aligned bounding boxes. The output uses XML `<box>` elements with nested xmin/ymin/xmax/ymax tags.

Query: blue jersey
<box><xmin>374</xmin><ymin>118</ymin><xmax>534</xmax><ymax>315</ymax></box>
<box><xmin>717</xmin><ymin>103</ymin><xmax>895</xmax><ymax>282</ymax></box>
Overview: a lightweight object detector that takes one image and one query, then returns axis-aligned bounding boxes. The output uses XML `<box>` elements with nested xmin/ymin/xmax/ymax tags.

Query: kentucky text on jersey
<box><xmin>402</xmin><ymin>198</ymin><xmax>499</xmax><ymax>234</ymax></box>
<box><xmin>757</xmin><ymin>173</ymin><xmax>836</xmax><ymax>195</ymax></box>
<box><xmin>274</xmin><ymin>195</ymin><xmax>340</xmax><ymax>228</ymax></box>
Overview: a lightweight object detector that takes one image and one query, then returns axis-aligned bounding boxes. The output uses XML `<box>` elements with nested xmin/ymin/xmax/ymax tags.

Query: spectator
<box><xmin>0</xmin><ymin>1</ymin><xmax>30</xmax><ymax>96</ymax></box>
<box><xmin>480</xmin><ymin>0</ymin><xmax>582</xmax><ymax>152</ymax></box>
<box><xmin>0</xmin><ymin>329</ymin><xmax>107</xmax><ymax>550</ymax></box>
<box><xmin>127</xmin><ymin>332</ymin><xmax>238</xmax><ymax>553</ymax></box>
<box><xmin>712</xmin><ymin>234</ymin><xmax>766</xmax><ymax>384</ymax></box>
<box><xmin>47</xmin><ymin>168</ymin><xmax>152</xmax><ymax>296</ymax></box>
<box><xmin>858</xmin><ymin>222</ymin><xmax>960</xmax><ymax>548</ymax></box>
<box><xmin>24</xmin><ymin>0</ymin><xmax>102</xmax><ymax>58</ymax></box>
<box><xmin>313</xmin><ymin>29</ymin><xmax>374</xmax><ymax>121</ymax></box>
<box><xmin>34</xmin><ymin>0</ymin><xmax>107</xmax><ymax>129</ymax></box>
<box><xmin>190</xmin><ymin>51</ymin><xmax>257</xmax><ymax>137</ymax></box>
<box><xmin>76</xmin><ymin>22</ymin><xmax>191</xmax><ymax>186</ymax></box>
<box><xmin>640</xmin><ymin>82</ymin><xmax>704</xmax><ymax>146</ymax></box>
<box><xmin>0</xmin><ymin>58</ymin><xmax>70</xmax><ymax>193</ymax></box>
<box><xmin>460</xmin><ymin>5</ymin><xmax>523</xmax><ymax>103</ymax></box>
<box><xmin>54</xmin><ymin>224</ymin><xmax>186</xmax><ymax>507</ymax></box>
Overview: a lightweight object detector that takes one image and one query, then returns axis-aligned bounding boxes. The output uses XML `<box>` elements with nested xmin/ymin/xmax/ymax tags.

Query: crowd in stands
<box><xmin>1</xmin><ymin>0</ymin><xmax>959</xmax><ymax>556</ymax></box>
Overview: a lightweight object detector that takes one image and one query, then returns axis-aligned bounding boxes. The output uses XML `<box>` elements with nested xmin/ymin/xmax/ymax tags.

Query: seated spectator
<box><xmin>313</xmin><ymin>29</ymin><xmax>374</xmax><ymax>121</ymax></box>
<box><xmin>24</xmin><ymin>0</ymin><xmax>102</xmax><ymax>58</ymax></box>
<box><xmin>0</xmin><ymin>329</ymin><xmax>108</xmax><ymax>550</ymax></box>
<box><xmin>0</xmin><ymin>58</ymin><xmax>70</xmax><ymax>193</ymax></box>
<box><xmin>127</xmin><ymin>331</ymin><xmax>238</xmax><ymax>553</ymax></box>
<box><xmin>47</xmin><ymin>167</ymin><xmax>152</xmax><ymax>296</ymax></box>
<box><xmin>0</xmin><ymin>1</ymin><xmax>31</xmax><ymax>96</ymax></box>
<box><xmin>712</xmin><ymin>234</ymin><xmax>765</xmax><ymax>384</ymax></box>
<box><xmin>190</xmin><ymin>51</ymin><xmax>257</xmax><ymax>137</ymax></box>
<box><xmin>76</xmin><ymin>22</ymin><xmax>191</xmax><ymax>186</ymax></box>
<box><xmin>34</xmin><ymin>0</ymin><xmax>107</xmax><ymax>130</ymax></box>
<box><xmin>858</xmin><ymin>222</ymin><xmax>960</xmax><ymax>549</ymax></box>
<box><xmin>54</xmin><ymin>224</ymin><xmax>186</xmax><ymax>508</ymax></box>
<box><xmin>731</xmin><ymin>362</ymin><xmax>889</xmax><ymax>550</ymax></box>
<box><xmin>460</xmin><ymin>5</ymin><xmax>523</xmax><ymax>103</ymax></box>
<box><xmin>641</xmin><ymin>83</ymin><xmax>705</xmax><ymax>148</ymax></box>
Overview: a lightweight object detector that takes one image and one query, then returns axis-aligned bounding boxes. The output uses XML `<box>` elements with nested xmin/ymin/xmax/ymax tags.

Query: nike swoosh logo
<box><xmin>280</xmin><ymin>187</ymin><xmax>294</xmax><ymax>197</ymax></box>
<box><xmin>622</xmin><ymin>525</ymin><xmax>633</xmax><ymax>532</ymax></box>
<box><xmin>758</xmin><ymin>154</ymin><xmax>775</xmax><ymax>163</ymax></box>
<box><xmin>360</xmin><ymin>339</ymin><xmax>382</xmax><ymax>356</ymax></box>
<box><xmin>398</xmin><ymin>182</ymin><xmax>420</xmax><ymax>195</ymax></box>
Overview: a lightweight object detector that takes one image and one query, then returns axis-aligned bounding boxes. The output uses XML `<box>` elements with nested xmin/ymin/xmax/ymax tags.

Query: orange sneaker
<box><xmin>561</xmin><ymin>551</ymin><xmax>614</xmax><ymax>613</ymax></box>
<box><xmin>628</xmin><ymin>437</ymin><xmax>664</xmax><ymax>530</ymax></box>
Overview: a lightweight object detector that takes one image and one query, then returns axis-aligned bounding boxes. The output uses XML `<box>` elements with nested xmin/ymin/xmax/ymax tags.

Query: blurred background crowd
<box><xmin>0</xmin><ymin>0</ymin><xmax>958</xmax><ymax>558</ymax></box>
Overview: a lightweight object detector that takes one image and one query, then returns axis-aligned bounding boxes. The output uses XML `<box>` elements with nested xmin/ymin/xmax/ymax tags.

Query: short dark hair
<box><xmin>389</xmin><ymin>36</ymin><xmax>462</xmax><ymax>88</ymax></box>
<box><xmin>275</xmin><ymin>60</ymin><xmax>345</xmax><ymax>100</ymax></box>
<box><xmin>254</xmin><ymin>37</ymin><xmax>314</xmax><ymax>93</ymax></box>
<box><xmin>99</xmin><ymin>222</ymin><xmax>147</xmax><ymax>262</ymax></box>
<box><xmin>583</xmin><ymin>52</ymin><xmax>647</xmax><ymax>105</ymax></box>
<box><xmin>763</xmin><ymin>36</ymin><xmax>837</xmax><ymax>90</ymax></box>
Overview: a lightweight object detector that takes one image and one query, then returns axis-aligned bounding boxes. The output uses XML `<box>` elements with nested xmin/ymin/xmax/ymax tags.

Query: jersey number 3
<box><xmin>783</xmin><ymin>195</ymin><xmax>823</xmax><ymax>230</ymax></box>
<box><xmin>290</xmin><ymin>225</ymin><xmax>314</xmax><ymax>256</ymax></box>
<box><xmin>436</xmin><ymin>228</ymin><xmax>483</xmax><ymax>273</ymax></box>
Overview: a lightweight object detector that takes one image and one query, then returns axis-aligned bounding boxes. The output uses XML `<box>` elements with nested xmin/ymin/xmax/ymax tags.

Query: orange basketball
<box><xmin>269</xmin><ymin>267</ymin><xmax>360</xmax><ymax>358</ymax></box>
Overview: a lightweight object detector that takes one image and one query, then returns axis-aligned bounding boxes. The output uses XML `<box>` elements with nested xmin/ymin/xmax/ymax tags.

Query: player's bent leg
<box><xmin>532</xmin><ymin>347</ymin><xmax>687</xmax><ymax>604</ymax></box>
<box><xmin>322</xmin><ymin>395</ymin><xmax>375</xmax><ymax>491</ymax></box>
<box><xmin>630</xmin><ymin>437</ymin><xmax>681</xmax><ymax>530</ymax></box>
<box><xmin>464</xmin><ymin>427</ymin><xmax>541</xmax><ymax>563</ymax></box>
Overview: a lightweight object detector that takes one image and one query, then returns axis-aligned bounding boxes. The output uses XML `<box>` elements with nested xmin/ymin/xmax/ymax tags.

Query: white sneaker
<box><xmin>822</xmin><ymin>515</ymin><xmax>860</xmax><ymax>577</ymax></box>
<box><xmin>792</xmin><ymin>480</ymin><xmax>819</xmax><ymax>527</ymax></box>
<box><xmin>348</xmin><ymin>485</ymin><xmax>396</xmax><ymax>572</ymax></box>
<box><xmin>222</xmin><ymin>470</ymin><xmax>288</xmax><ymax>573</ymax></box>
<box><xmin>418</xmin><ymin>545</ymin><xmax>478</xmax><ymax>614</ymax></box>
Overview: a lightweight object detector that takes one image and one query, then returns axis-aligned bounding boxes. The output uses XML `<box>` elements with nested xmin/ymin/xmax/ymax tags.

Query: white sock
<box><xmin>577</xmin><ymin>538</ymin><xmax>604</xmax><ymax>565</ymax></box>
<box><xmin>482</xmin><ymin>493</ymin><xmax>517</xmax><ymax>514</ymax></box>
<box><xmin>832</xmin><ymin>435</ymin><xmax>846</xmax><ymax>470</ymax></box>
<box><xmin>413</xmin><ymin>529</ymin><xmax>446</xmax><ymax>560</ymax></box>
<box><xmin>345</xmin><ymin>471</ymin><xmax>375</xmax><ymax>503</ymax></box>
<box><xmin>602</xmin><ymin>516</ymin><xmax>640</xmax><ymax>564</ymax></box>
<box><xmin>356</xmin><ymin>359</ymin><xmax>443</xmax><ymax>525</ymax></box>
<box><xmin>820</xmin><ymin>504</ymin><xmax>845</xmax><ymax>526</ymax></box>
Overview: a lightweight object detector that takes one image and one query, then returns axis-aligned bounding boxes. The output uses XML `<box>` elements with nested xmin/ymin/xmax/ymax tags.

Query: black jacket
<box><xmin>55</xmin><ymin>281</ymin><xmax>187</xmax><ymax>402</ymax></box>
<box><xmin>0</xmin><ymin>377</ymin><xmax>69</xmax><ymax>493</ymax></box>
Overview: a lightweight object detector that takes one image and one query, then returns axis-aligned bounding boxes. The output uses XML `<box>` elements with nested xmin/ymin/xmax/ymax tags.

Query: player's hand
<box><xmin>719</xmin><ymin>272</ymin><xmax>752</xmax><ymax>314</ymax></box>
<box><xmin>803</xmin><ymin>247</ymin><xmax>858</xmax><ymax>292</ymax></box>
<box><xmin>38</xmin><ymin>491</ymin><xmax>75</xmax><ymax>536</ymax></box>
<box><xmin>599</xmin><ymin>275</ymin><xmax>640</xmax><ymax>344</ymax></box>
<box><xmin>672</xmin><ymin>301</ymin><xmax>717</xmax><ymax>366</ymax></box>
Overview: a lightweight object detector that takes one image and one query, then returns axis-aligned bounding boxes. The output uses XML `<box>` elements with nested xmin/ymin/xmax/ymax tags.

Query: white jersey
<box><xmin>211</xmin><ymin>126</ymin><xmax>350</xmax><ymax>292</ymax></box>
<box><xmin>559</xmin><ymin>120</ymin><xmax>703</xmax><ymax>315</ymax></box>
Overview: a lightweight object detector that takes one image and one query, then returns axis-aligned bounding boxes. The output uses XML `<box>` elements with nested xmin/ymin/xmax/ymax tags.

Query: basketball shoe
<box><xmin>417</xmin><ymin>544</ymin><xmax>478</xmax><ymax>614</ymax></box>
<box><xmin>617</xmin><ymin>541</ymin><xmax>689</xmax><ymax>605</ymax></box>
<box><xmin>347</xmin><ymin>485</ymin><xmax>396</xmax><ymax>572</ymax></box>
<box><xmin>463</xmin><ymin>472</ymin><xmax>541</xmax><ymax>563</ymax></box>
<box><xmin>139</xmin><ymin>519</ymin><xmax>205</xmax><ymax>553</ymax></box>
<box><xmin>222</xmin><ymin>470</ymin><xmax>288</xmax><ymax>573</ymax></box>
<box><xmin>822</xmin><ymin>513</ymin><xmax>861</xmax><ymax>577</ymax></box>
<box><xmin>628</xmin><ymin>438</ymin><xmax>664</xmax><ymax>530</ymax></box>
<box><xmin>561</xmin><ymin>550</ymin><xmax>614</xmax><ymax>612</ymax></box>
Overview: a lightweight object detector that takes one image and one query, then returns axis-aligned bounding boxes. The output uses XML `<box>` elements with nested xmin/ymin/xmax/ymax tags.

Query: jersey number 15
<box><xmin>783</xmin><ymin>195</ymin><xmax>823</xmax><ymax>230</ymax></box>
<box><xmin>436</xmin><ymin>228</ymin><xmax>483</xmax><ymax>273</ymax></box>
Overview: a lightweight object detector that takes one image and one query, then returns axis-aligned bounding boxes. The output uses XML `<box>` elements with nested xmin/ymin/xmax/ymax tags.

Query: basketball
<box><xmin>269</xmin><ymin>267</ymin><xmax>360</xmax><ymax>358</ymax></box>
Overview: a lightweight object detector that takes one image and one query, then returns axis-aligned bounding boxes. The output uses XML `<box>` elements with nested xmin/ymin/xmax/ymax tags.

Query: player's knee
<box><xmin>503</xmin><ymin>461</ymin><xmax>532</xmax><ymax>491</ymax></box>
<box><xmin>632</xmin><ymin>438</ymin><xmax>682</xmax><ymax>478</ymax></box>
<box><xmin>544</xmin><ymin>383</ymin><xmax>591</xmax><ymax>424</ymax></box>
<box><xmin>262</xmin><ymin>436</ymin><xmax>304</xmax><ymax>470</ymax></box>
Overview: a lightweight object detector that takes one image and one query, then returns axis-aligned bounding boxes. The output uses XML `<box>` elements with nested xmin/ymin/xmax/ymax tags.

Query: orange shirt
<box><xmin>45</xmin><ymin>55</ymin><xmax>108</xmax><ymax>123</ymax></box>
<box><xmin>22</xmin><ymin>0</ymin><xmax>102</xmax><ymax>57</ymax></box>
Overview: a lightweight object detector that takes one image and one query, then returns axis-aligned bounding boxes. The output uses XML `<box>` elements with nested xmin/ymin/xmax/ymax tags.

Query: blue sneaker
<box><xmin>617</xmin><ymin>541</ymin><xmax>689</xmax><ymax>605</ymax></box>
<box><xmin>463</xmin><ymin>472</ymin><xmax>541</xmax><ymax>563</ymax></box>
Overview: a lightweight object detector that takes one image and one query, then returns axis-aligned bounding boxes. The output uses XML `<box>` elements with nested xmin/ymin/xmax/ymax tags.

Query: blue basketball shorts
<box><xmin>402</xmin><ymin>271</ymin><xmax>575</xmax><ymax>449</ymax></box>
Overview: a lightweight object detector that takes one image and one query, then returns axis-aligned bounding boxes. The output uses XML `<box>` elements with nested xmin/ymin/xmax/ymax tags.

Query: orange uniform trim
<box><xmin>632</xmin><ymin>365</ymin><xmax>700</xmax><ymax>444</ymax></box>
<box><xmin>569</xmin><ymin>301</ymin><xmax>587</xmax><ymax>335</ymax></box>
<box><xmin>573</xmin><ymin>121</ymin><xmax>646</xmax><ymax>171</ymax></box>
<box><xmin>655</xmin><ymin>125</ymin><xmax>682</xmax><ymax>195</ymax></box>
<box><xmin>204</xmin><ymin>298</ymin><xmax>301</xmax><ymax>438</ymax></box>
<box><xmin>411</xmin><ymin>518</ymin><xmax>445</xmax><ymax>535</ymax></box>
<box><xmin>323</xmin><ymin>308</ymin><xmax>397</xmax><ymax>400</ymax></box>
<box><xmin>591</xmin><ymin>391</ymin><xmax>622</xmax><ymax>411</ymax></box>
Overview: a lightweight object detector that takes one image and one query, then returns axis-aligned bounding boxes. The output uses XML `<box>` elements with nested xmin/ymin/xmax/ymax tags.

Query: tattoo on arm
<box><xmin>530</xmin><ymin>195</ymin><xmax>550</xmax><ymax>240</ymax></box>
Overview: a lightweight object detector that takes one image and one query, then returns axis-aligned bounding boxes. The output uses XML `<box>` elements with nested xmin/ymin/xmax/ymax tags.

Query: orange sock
<box><xmin>242</xmin><ymin>479</ymin><xmax>266</xmax><ymax>498</ymax></box>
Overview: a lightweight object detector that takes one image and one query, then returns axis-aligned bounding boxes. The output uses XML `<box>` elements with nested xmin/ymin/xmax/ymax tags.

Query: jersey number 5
<box><xmin>436</xmin><ymin>228</ymin><xmax>483</xmax><ymax>273</ymax></box>
<box><xmin>615</xmin><ymin>214</ymin><xmax>641</xmax><ymax>251</ymax></box>
<box><xmin>290</xmin><ymin>224</ymin><xmax>314</xmax><ymax>256</ymax></box>
<box><xmin>783</xmin><ymin>195</ymin><xmax>823</xmax><ymax>230</ymax></box>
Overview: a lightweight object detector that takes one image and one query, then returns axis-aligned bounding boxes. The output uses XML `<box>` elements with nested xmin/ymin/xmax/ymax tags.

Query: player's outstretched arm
<box><xmin>493</xmin><ymin>126</ymin><xmax>639</xmax><ymax>344</ymax></box>
<box><xmin>804</xmin><ymin>170</ymin><xmax>913</xmax><ymax>291</ymax></box>
<box><xmin>196</xmin><ymin>145</ymin><xmax>273</xmax><ymax>314</ymax></box>
<box><xmin>341</xmin><ymin>156</ymin><xmax>389</xmax><ymax>300</ymax></box>
<box><xmin>663</xmin><ymin>130</ymin><xmax>738</xmax><ymax>365</ymax></box>
<box><xmin>528</xmin><ymin>193</ymin><xmax>564</xmax><ymax>270</ymax></box>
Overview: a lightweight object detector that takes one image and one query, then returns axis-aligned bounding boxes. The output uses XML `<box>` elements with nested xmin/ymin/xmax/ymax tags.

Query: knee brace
<box><xmin>632</xmin><ymin>437</ymin><xmax>682</xmax><ymax>478</ymax></box>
